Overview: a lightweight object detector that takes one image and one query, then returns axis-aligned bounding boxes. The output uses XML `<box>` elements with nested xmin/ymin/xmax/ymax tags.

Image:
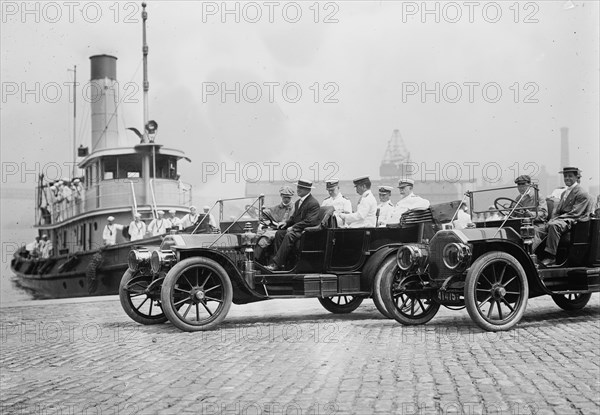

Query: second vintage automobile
<box><xmin>120</xmin><ymin>195</ymin><xmax>460</xmax><ymax>331</ymax></box>
<box><xmin>379</xmin><ymin>184</ymin><xmax>600</xmax><ymax>331</ymax></box>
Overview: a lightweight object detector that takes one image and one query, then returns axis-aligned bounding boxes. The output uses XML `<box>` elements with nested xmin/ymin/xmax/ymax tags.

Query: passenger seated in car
<box><xmin>255</xmin><ymin>186</ymin><xmax>295</xmax><ymax>263</ymax></box>
<box><xmin>338</xmin><ymin>176</ymin><xmax>377</xmax><ymax>228</ymax></box>
<box><xmin>266</xmin><ymin>180</ymin><xmax>320</xmax><ymax>271</ymax></box>
<box><xmin>539</xmin><ymin>167</ymin><xmax>592</xmax><ymax>266</ymax></box>
<box><xmin>387</xmin><ymin>178</ymin><xmax>430</xmax><ymax>224</ymax></box>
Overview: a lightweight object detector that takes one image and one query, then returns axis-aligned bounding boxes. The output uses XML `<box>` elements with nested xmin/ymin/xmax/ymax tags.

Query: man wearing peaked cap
<box><xmin>255</xmin><ymin>186</ymin><xmax>296</xmax><ymax>263</ymax></box>
<box><xmin>511</xmin><ymin>175</ymin><xmax>548</xmax><ymax>222</ymax></box>
<box><xmin>388</xmin><ymin>178</ymin><xmax>430</xmax><ymax>224</ymax></box>
<box><xmin>103</xmin><ymin>216</ymin><xmax>124</xmax><ymax>246</ymax></box>
<box><xmin>376</xmin><ymin>186</ymin><xmax>394</xmax><ymax>227</ymax></box>
<box><xmin>129</xmin><ymin>212</ymin><xmax>147</xmax><ymax>241</ymax></box>
<box><xmin>321</xmin><ymin>178</ymin><xmax>352</xmax><ymax>225</ymax></box>
<box><xmin>266</xmin><ymin>179</ymin><xmax>321</xmax><ymax>271</ymax></box>
<box><xmin>539</xmin><ymin>166</ymin><xmax>592</xmax><ymax>266</ymax></box>
<box><xmin>339</xmin><ymin>176</ymin><xmax>377</xmax><ymax>228</ymax></box>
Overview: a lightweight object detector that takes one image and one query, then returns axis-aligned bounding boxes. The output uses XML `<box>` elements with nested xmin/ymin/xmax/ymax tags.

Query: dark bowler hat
<box><xmin>514</xmin><ymin>175</ymin><xmax>531</xmax><ymax>184</ymax></box>
<box><xmin>398</xmin><ymin>178</ymin><xmax>415</xmax><ymax>188</ymax></box>
<box><xmin>559</xmin><ymin>166</ymin><xmax>581</xmax><ymax>175</ymax></box>
<box><xmin>378</xmin><ymin>185</ymin><xmax>393</xmax><ymax>194</ymax></box>
<box><xmin>353</xmin><ymin>176</ymin><xmax>370</xmax><ymax>186</ymax></box>
<box><xmin>325</xmin><ymin>178</ymin><xmax>339</xmax><ymax>189</ymax></box>
<box><xmin>295</xmin><ymin>179</ymin><xmax>315</xmax><ymax>189</ymax></box>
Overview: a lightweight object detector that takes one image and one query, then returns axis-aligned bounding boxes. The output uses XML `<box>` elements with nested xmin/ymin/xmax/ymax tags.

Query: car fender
<box><xmin>361</xmin><ymin>244</ymin><xmax>402</xmax><ymax>292</ymax></box>
<box><xmin>177</xmin><ymin>248</ymin><xmax>264</xmax><ymax>304</ymax></box>
<box><xmin>469</xmin><ymin>240</ymin><xmax>547</xmax><ymax>297</ymax></box>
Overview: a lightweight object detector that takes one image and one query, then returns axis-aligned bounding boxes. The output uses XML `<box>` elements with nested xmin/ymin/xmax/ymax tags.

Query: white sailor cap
<box><xmin>157</xmin><ymin>210</ymin><xmax>165</xmax><ymax>215</ymax></box>
<box><xmin>168</xmin><ymin>209</ymin><xmax>176</xmax><ymax>214</ymax></box>
<box><xmin>134</xmin><ymin>213</ymin><xmax>142</xmax><ymax>218</ymax></box>
<box><xmin>107</xmin><ymin>216</ymin><xmax>115</xmax><ymax>221</ymax></box>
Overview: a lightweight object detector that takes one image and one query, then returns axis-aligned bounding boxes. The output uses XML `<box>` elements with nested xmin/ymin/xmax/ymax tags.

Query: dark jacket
<box><xmin>285</xmin><ymin>194</ymin><xmax>320</xmax><ymax>232</ymax></box>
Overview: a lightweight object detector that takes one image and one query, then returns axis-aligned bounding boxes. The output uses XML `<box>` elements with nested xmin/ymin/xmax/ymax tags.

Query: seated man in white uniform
<box><xmin>338</xmin><ymin>176</ymin><xmax>377</xmax><ymax>228</ymax></box>
<box><xmin>388</xmin><ymin>178</ymin><xmax>430</xmax><ymax>225</ymax></box>
<box><xmin>321</xmin><ymin>178</ymin><xmax>352</xmax><ymax>226</ymax></box>
<box><xmin>376</xmin><ymin>186</ymin><xmax>395</xmax><ymax>227</ymax></box>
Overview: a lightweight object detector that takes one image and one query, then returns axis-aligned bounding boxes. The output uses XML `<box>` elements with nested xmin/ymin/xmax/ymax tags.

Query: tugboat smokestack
<box><xmin>89</xmin><ymin>54</ymin><xmax>120</xmax><ymax>152</ymax></box>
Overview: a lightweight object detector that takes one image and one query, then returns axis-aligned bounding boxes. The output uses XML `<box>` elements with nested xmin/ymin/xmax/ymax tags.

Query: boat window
<box><xmin>153</xmin><ymin>155</ymin><xmax>177</xmax><ymax>179</ymax></box>
<box><xmin>101</xmin><ymin>155</ymin><xmax>143</xmax><ymax>180</ymax></box>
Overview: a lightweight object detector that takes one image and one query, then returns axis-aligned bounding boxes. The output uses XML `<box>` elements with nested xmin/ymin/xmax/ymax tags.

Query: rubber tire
<box><xmin>318</xmin><ymin>295</ymin><xmax>364</xmax><ymax>314</ymax></box>
<box><xmin>380</xmin><ymin>264</ymin><xmax>440</xmax><ymax>325</ymax></box>
<box><xmin>119</xmin><ymin>269</ymin><xmax>167</xmax><ymax>325</ymax></box>
<box><xmin>465</xmin><ymin>252</ymin><xmax>528</xmax><ymax>331</ymax></box>
<box><xmin>161</xmin><ymin>257</ymin><xmax>233</xmax><ymax>332</ymax></box>
<box><xmin>372</xmin><ymin>255</ymin><xmax>397</xmax><ymax>319</ymax></box>
<box><xmin>551</xmin><ymin>293</ymin><xmax>592</xmax><ymax>311</ymax></box>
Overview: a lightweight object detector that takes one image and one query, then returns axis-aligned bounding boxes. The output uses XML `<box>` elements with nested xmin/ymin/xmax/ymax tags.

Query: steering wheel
<box><xmin>493</xmin><ymin>197</ymin><xmax>525</xmax><ymax>218</ymax></box>
<box><xmin>260</xmin><ymin>208</ymin><xmax>279</xmax><ymax>227</ymax></box>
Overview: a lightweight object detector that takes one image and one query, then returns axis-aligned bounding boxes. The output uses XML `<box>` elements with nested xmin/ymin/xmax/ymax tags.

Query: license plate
<box><xmin>437</xmin><ymin>291</ymin><xmax>461</xmax><ymax>303</ymax></box>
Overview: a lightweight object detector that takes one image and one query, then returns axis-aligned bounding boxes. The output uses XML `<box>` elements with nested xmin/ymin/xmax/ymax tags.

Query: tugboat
<box><xmin>10</xmin><ymin>4</ymin><xmax>192</xmax><ymax>298</ymax></box>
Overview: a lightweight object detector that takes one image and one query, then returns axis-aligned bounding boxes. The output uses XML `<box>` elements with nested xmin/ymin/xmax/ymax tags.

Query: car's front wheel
<box><xmin>380</xmin><ymin>265</ymin><xmax>440</xmax><ymax>325</ymax></box>
<box><xmin>465</xmin><ymin>252</ymin><xmax>528</xmax><ymax>331</ymax></box>
<box><xmin>551</xmin><ymin>292</ymin><xmax>592</xmax><ymax>311</ymax></box>
<box><xmin>318</xmin><ymin>295</ymin><xmax>364</xmax><ymax>314</ymax></box>
<box><xmin>161</xmin><ymin>257</ymin><xmax>233</xmax><ymax>331</ymax></box>
<box><xmin>119</xmin><ymin>269</ymin><xmax>167</xmax><ymax>325</ymax></box>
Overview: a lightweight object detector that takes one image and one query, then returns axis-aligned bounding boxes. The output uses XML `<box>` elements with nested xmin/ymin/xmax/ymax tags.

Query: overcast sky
<box><xmin>1</xmin><ymin>1</ymin><xmax>599</xmax><ymax>226</ymax></box>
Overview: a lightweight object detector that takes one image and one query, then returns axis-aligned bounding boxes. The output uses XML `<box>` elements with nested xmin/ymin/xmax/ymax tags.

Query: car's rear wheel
<box><xmin>381</xmin><ymin>266</ymin><xmax>440</xmax><ymax>325</ymax></box>
<box><xmin>161</xmin><ymin>257</ymin><xmax>232</xmax><ymax>331</ymax></box>
<box><xmin>551</xmin><ymin>292</ymin><xmax>592</xmax><ymax>311</ymax></box>
<box><xmin>318</xmin><ymin>295</ymin><xmax>364</xmax><ymax>314</ymax></box>
<box><xmin>372</xmin><ymin>256</ymin><xmax>397</xmax><ymax>318</ymax></box>
<box><xmin>119</xmin><ymin>269</ymin><xmax>167</xmax><ymax>325</ymax></box>
<box><xmin>465</xmin><ymin>252</ymin><xmax>528</xmax><ymax>331</ymax></box>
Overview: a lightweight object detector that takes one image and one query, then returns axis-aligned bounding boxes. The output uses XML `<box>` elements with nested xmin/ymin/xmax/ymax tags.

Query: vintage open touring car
<box><xmin>379</xmin><ymin>184</ymin><xmax>600</xmax><ymax>331</ymax></box>
<box><xmin>120</xmin><ymin>195</ymin><xmax>460</xmax><ymax>331</ymax></box>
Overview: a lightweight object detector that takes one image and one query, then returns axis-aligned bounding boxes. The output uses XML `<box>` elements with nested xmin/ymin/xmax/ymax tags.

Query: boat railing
<box><xmin>35</xmin><ymin>179</ymin><xmax>192</xmax><ymax>226</ymax></box>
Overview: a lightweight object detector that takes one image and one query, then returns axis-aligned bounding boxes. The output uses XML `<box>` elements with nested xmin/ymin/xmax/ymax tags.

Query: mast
<box><xmin>68</xmin><ymin>65</ymin><xmax>77</xmax><ymax>178</ymax></box>
<box><xmin>142</xmin><ymin>2</ymin><xmax>149</xmax><ymax>142</ymax></box>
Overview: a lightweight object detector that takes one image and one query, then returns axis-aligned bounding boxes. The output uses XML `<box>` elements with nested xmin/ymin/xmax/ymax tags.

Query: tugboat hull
<box><xmin>11</xmin><ymin>237</ymin><xmax>162</xmax><ymax>299</ymax></box>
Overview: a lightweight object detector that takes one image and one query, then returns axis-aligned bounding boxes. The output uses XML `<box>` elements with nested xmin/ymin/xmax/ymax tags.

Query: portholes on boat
<box><xmin>62</xmin><ymin>282</ymin><xmax>67</xmax><ymax>289</ymax></box>
<box><xmin>79</xmin><ymin>280</ymin><xmax>84</xmax><ymax>288</ymax></box>
<box><xmin>94</xmin><ymin>222</ymin><xmax>98</xmax><ymax>231</ymax></box>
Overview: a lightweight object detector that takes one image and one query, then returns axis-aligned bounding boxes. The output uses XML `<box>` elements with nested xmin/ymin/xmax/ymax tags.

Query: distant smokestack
<box><xmin>90</xmin><ymin>54</ymin><xmax>120</xmax><ymax>151</ymax></box>
<box><xmin>560</xmin><ymin>127</ymin><xmax>569</xmax><ymax>168</ymax></box>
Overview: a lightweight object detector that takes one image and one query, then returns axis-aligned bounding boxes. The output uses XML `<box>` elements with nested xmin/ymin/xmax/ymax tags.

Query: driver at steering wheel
<box><xmin>511</xmin><ymin>175</ymin><xmax>548</xmax><ymax>221</ymax></box>
<box><xmin>254</xmin><ymin>186</ymin><xmax>295</xmax><ymax>263</ymax></box>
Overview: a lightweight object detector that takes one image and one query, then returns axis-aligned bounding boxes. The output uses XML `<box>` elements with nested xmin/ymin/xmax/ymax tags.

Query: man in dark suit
<box><xmin>540</xmin><ymin>167</ymin><xmax>593</xmax><ymax>266</ymax></box>
<box><xmin>266</xmin><ymin>179</ymin><xmax>321</xmax><ymax>271</ymax></box>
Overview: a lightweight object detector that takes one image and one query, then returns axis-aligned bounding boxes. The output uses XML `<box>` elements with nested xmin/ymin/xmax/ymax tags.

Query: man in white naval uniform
<box><xmin>181</xmin><ymin>206</ymin><xmax>199</xmax><ymax>229</ymax></box>
<box><xmin>339</xmin><ymin>176</ymin><xmax>377</xmax><ymax>228</ymax></box>
<box><xmin>167</xmin><ymin>209</ymin><xmax>182</xmax><ymax>231</ymax></box>
<box><xmin>128</xmin><ymin>213</ymin><xmax>147</xmax><ymax>241</ymax></box>
<box><xmin>376</xmin><ymin>186</ymin><xmax>395</xmax><ymax>227</ymax></box>
<box><xmin>321</xmin><ymin>178</ymin><xmax>352</xmax><ymax>226</ymax></box>
<box><xmin>148</xmin><ymin>210</ymin><xmax>168</xmax><ymax>236</ymax></box>
<box><xmin>103</xmin><ymin>216</ymin><xmax>124</xmax><ymax>246</ymax></box>
<box><xmin>388</xmin><ymin>178</ymin><xmax>430</xmax><ymax>224</ymax></box>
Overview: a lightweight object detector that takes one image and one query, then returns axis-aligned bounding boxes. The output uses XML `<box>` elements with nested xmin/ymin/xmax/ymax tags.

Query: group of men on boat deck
<box><xmin>102</xmin><ymin>206</ymin><xmax>217</xmax><ymax>245</ymax></box>
<box><xmin>25</xmin><ymin>234</ymin><xmax>52</xmax><ymax>259</ymax></box>
<box><xmin>43</xmin><ymin>178</ymin><xmax>84</xmax><ymax>223</ymax></box>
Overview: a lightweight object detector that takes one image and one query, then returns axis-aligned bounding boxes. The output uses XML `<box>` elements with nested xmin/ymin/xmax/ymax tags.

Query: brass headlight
<box><xmin>150</xmin><ymin>250</ymin><xmax>176</xmax><ymax>274</ymax></box>
<box><xmin>128</xmin><ymin>249</ymin><xmax>151</xmax><ymax>272</ymax></box>
<box><xmin>442</xmin><ymin>243</ymin><xmax>471</xmax><ymax>270</ymax></box>
<box><xmin>397</xmin><ymin>245</ymin><xmax>428</xmax><ymax>271</ymax></box>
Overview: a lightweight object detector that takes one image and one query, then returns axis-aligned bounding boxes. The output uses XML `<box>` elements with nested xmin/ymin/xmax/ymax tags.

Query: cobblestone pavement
<box><xmin>1</xmin><ymin>295</ymin><xmax>599</xmax><ymax>415</ymax></box>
